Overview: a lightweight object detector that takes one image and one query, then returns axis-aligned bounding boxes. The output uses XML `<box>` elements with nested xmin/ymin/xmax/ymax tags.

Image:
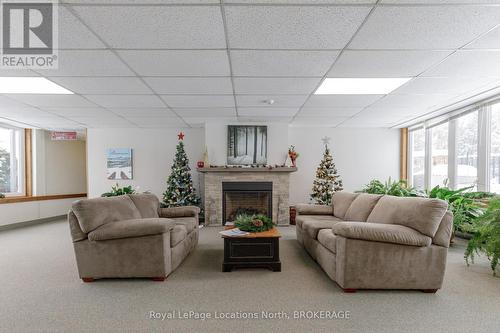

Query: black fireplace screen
<box><xmin>222</xmin><ymin>182</ymin><xmax>272</xmax><ymax>224</ymax></box>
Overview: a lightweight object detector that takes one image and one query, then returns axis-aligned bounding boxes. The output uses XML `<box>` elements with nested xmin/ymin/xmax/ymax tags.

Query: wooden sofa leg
<box><xmin>82</xmin><ymin>277</ymin><xmax>94</xmax><ymax>283</ymax></box>
<box><xmin>151</xmin><ymin>277</ymin><xmax>166</xmax><ymax>282</ymax></box>
<box><xmin>343</xmin><ymin>288</ymin><xmax>357</xmax><ymax>293</ymax></box>
<box><xmin>421</xmin><ymin>289</ymin><xmax>438</xmax><ymax>293</ymax></box>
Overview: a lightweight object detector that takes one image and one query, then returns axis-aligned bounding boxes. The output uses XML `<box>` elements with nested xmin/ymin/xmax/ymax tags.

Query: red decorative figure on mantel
<box><xmin>178</xmin><ymin>132</ymin><xmax>185</xmax><ymax>140</ymax></box>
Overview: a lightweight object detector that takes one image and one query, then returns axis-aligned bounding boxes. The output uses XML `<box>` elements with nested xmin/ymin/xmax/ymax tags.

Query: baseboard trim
<box><xmin>0</xmin><ymin>215</ymin><xmax>66</xmax><ymax>232</ymax></box>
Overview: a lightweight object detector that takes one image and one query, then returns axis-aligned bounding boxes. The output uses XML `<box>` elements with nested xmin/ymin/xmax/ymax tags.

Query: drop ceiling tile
<box><xmin>71</xmin><ymin>116</ymin><xmax>135</xmax><ymax>127</ymax></box>
<box><xmin>304</xmin><ymin>95</ymin><xmax>383</xmax><ymax>108</ymax></box>
<box><xmin>466</xmin><ymin>25</ymin><xmax>500</xmax><ymax>49</ymax></box>
<box><xmin>393</xmin><ymin>77</ymin><xmax>498</xmax><ymax>95</ymax></box>
<box><xmin>126</xmin><ymin>117</ymin><xmax>185</xmax><ymax>128</ymax></box>
<box><xmin>84</xmin><ymin>95</ymin><xmax>165</xmax><ymax>108</ymax></box>
<box><xmin>41</xmin><ymin>107</ymin><xmax>114</xmax><ymax>117</ymax></box>
<box><xmin>174</xmin><ymin>108</ymin><xmax>236</xmax><ymax>117</ymax></box>
<box><xmin>118</xmin><ymin>50</ymin><xmax>230</xmax><ymax>76</ymax></box>
<box><xmin>350</xmin><ymin>6</ymin><xmax>500</xmax><ymax>49</ymax></box>
<box><xmin>227</xmin><ymin>1</ymin><xmax>374</xmax><ymax>3</ymax></box>
<box><xmin>73</xmin><ymin>6</ymin><xmax>226</xmax><ymax>48</ymax></box>
<box><xmin>225</xmin><ymin>6</ymin><xmax>370</xmax><ymax>49</ymax></box>
<box><xmin>0</xmin><ymin>96</ymin><xmax>32</xmax><ymax>109</ymax></box>
<box><xmin>328</xmin><ymin>50</ymin><xmax>453</xmax><ymax>77</ymax></box>
<box><xmin>236</xmin><ymin>95</ymin><xmax>309</xmax><ymax>108</ymax></box>
<box><xmin>238</xmin><ymin>116</ymin><xmax>293</xmax><ymax>123</ymax></box>
<box><xmin>48</xmin><ymin>77</ymin><xmax>151</xmax><ymax>95</ymax></box>
<box><xmin>36</xmin><ymin>50</ymin><xmax>134</xmax><ymax>76</ymax></box>
<box><xmin>299</xmin><ymin>107</ymin><xmax>362</xmax><ymax>117</ymax></box>
<box><xmin>161</xmin><ymin>95</ymin><xmax>234</xmax><ymax>108</ymax></box>
<box><xmin>5</xmin><ymin>94</ymin><xmax>97</xmax><ymax>107</ymax></box>
<box><xmin>185</xmin><ymin>116</ymin><xmax>238</xmax><ymax>124</ymax></box>
<box><xmin>234</xmin><ymin>78</ymin><xmax>320</xmax><ymax>95</ymax></box>
<box><xmin>292</xmin><ymin>117</ymin><xmax>348</xmax><ymax>126</ymax></box>
<box><xmin>0</xmin><ymin>107</ymin><xmax>55</xmax><ymax>119</ymax></box>
<box><xmin>63</xmin><ymin>0</ymin><xmax>219</xmax><ymax>3</ymax></box>
<box><xmin>144</xmin><ymin>78</ymin><xmax>233</xmax><ymax>95</ymax></box>
<box><xmin>422</xmin><ymin>51</ymin><xmax>500</xmax><ymax>77</ymax></box>
<box><xmin>238</xmin><ymin>107</ymin><xmax>299</xmax><ymax>117</ymax></box>
<box><xmin>58</xmin><ymin>6</ymin><xmax>106</xmax><ymax>49</ymax></box>
<box><xmin>369</xmin><ymin>93</ymin><xmax>455</xmax><ymax>110</ymax></box>
<box><xmin>361</xmin><ymin>107</ymin><xmax>421</xmax><ymax>117</ymax></box>
<box><xmin>231</xmin><ymin>50</ymin><xmax>339</xmax><ymax>77</ymax></box>
<box><xmin>109</xmin><ymin>108</ymin><xmax>176</xmax><ymax>117</ymax></box>
<box><xmin>381</xmin><ymin>0</ymin><xmax>498</xmax><ymax>3</ymax></box>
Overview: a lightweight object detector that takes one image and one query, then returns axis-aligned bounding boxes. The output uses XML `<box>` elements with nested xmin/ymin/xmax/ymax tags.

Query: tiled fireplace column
<box><xmin>198</xmin><ymin>167</ymin><xmax>297</xmax><ymax>226</ymax></box>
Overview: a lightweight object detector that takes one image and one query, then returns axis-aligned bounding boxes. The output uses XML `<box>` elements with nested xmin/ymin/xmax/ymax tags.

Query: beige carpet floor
<box><xmin>0</xmin><ymin>220</ymin><xmax>499</xmax><ymax>333</ymax></box>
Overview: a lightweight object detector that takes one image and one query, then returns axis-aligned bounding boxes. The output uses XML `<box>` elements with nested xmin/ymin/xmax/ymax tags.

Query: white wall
<box><xmin>33</xmin><ymin>130</ymin><xmax>87</xmax><ymax>195</ymax></box>
<box><xmin>205</xmin><ymin>121</ymin><xmax>289</xmax><ymax>166</ymax></box>
<box><xmin>0</xmin><ymin>197</ymin><xmax>85</xmax><ymax>226</ymax></box>
<box><xmin>86</xmin><ymin>128</ymin><xmax>205</xmax><ymax>198</ymax></box>
<box><xmin>289</xmin><ymin>127</ymin><xmax>400</xmax><ymax>205</ymax></box>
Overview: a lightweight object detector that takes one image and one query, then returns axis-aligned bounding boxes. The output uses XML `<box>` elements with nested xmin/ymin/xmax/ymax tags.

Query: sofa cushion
<box><xmin>302</xmin><ymin>216</ymin><xmax>343</xmax><ymax>239</ymax></box>
<box><xmin>344</xmin><ymin>193</ymin><xmax>382</xmax><ymax>222</ymax></box>
<box><xmin>159</xmin><ymin>206</ymin><xmax>200</xmax><ymax>218</ymax></box>
<box><xmin>296</xmin><ymin>215</ymin><xmax>341</xmax><ymax>229</ymax></box>
<box><xmin>332</xmin><ymin>222</ymin><xmax>432</xmax><ymax>247</ymax></box>
<box><xmin>129</xmin><ymin>194</ymin><xmax>159</xmax><ymax>218</ymax></box>
<box><xmin>72</xmin><ymin>196</ymin><xmax>142</xmax><ymax>233</ymax></box>
<box><xmin>171</xmin><ymin>224</ymin><xmax>188</xmax><ymax>247</ymax></box>
<box><xmin>317</xmin><ymin>229</ymin><xmax>338</xmax><ymax>253</ymax></box>
<box><xmin>88</xmin><ymin>218</ymin><xmax>174</xmax><ymax>242</ymax></box>
<box><xmin>296</xmin><ymin>204</ymin><xmax>333</xmax><ymax>215</ymax></box>
<box><xmin>332</xmin><ymin>192</ymin><xmax>359</xmax><ymax>219</ymax></box>
<box><xmin>366</xmin><ymin>196</ymin><xmax>448</xmax><ymax>238</ymax></box>
<box><xmin>172</xmin><ymin>217</ymin><xmax>197</xmax><ymax>233</ymax></box>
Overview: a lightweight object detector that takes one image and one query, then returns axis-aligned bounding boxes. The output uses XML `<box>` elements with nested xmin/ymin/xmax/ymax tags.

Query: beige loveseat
<box><xmin>68</xmin><ymin>193</ymin><xmax>199</xmax><ymax>282</ymax></box>
<box><xmin>296</xmin><ymin>192</ymin><xmax>453</xmax><ymax>293</ymax></box>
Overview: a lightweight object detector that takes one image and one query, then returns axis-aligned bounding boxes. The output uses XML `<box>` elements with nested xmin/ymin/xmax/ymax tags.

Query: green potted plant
<box><xmin>464</xmin><ymin>197</ymin><xmax>500</xmax><ymax>276</ymax></box>
<box><xmin>101</xmin><ymin>183</ymin><xmax>137</xmax><ymax>197</ymax></box>
<box><xmin>0</xmin><ymin>193</ymin><xmax>5</xmax><ymax>199</ymax></box>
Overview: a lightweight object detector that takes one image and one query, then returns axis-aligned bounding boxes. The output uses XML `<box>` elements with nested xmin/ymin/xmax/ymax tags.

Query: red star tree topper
<box><xmin>178</xmin><ymin>132</ymin><xmax>185</xmax><ymax>140</ymax></box>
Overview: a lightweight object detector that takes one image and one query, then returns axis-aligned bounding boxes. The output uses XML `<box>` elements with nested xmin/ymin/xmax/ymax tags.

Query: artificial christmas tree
<box><xmin>310</xmin><ymin>137</ymin><xmax>343</xmax><ymax>205</ymax></box>
<box><xmin>163</xmin><ymin>132</ymin><xmax>201</xmax><ymax>208</ymax></box>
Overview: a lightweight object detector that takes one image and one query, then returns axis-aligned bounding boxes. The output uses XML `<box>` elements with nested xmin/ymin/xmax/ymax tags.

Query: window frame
<box><xmin>0</xmin><ymin>124</ymin><xmax>25</xmax><ymax>197</ymax></box>
<box><xmin>407</xmin><ymin>100</ymin><xmax>497</xmax><ymax>192</ymax></box>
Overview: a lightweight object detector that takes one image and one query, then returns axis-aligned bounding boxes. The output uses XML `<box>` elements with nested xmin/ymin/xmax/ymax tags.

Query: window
<box><xmin>491</xmin><ymin>103</ymin><xmax>500</xmax><ymax>193</ymax></box>
<box><xmin>456</xmin><ymin>111</ymin><xmax>478</xmax><ymax>189</ymax></box>
<box><xmin>430</xmin><ymin>123</ymin><xmax>449</xmax><ymax>188</ymax></box>
<box><xmin>0</xmin><ymin>126</ymin><xmax>23</xmax><ymax>196</ymax></box>
<box><xmin>410</xmin><ymin>128</ymin><xmax>425</xmax><ymax>189</ymax></box>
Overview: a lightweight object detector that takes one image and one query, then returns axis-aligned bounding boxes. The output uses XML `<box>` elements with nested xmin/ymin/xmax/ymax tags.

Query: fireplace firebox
<box><xmin>222</xmin><ymin>182</ymin><xmax>273</xmax><ymax>225</ymax></box>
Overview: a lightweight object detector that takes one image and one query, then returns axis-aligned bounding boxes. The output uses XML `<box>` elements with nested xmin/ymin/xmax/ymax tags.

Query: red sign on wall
<box><xmin>50</xmin><ymin>131</ymin><xmax>77</xmax><ymax>141</ymax></box>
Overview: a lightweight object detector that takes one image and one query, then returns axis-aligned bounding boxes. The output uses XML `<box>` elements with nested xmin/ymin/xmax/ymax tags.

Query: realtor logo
<box><xmin>1</xmin><ymin>0</ymin><xmax>58</xmax><ymax>68</ymax></box>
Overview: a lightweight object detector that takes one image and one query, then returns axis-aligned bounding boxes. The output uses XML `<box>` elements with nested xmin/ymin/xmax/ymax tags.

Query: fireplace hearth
<box><xmin>222</xmin><ymin>182</ymin><xmax>272</xmax><ymax>225</ymax></box>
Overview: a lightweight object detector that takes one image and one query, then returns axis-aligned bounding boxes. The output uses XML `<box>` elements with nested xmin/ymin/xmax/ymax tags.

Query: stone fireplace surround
<box><xmin>198</xmin><ymin>167</ymin><xmax>297</xmax><ymax>226</ymax></box>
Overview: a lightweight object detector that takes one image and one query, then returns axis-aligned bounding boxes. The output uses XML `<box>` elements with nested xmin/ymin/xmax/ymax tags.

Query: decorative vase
<box><xmin>289</xmin><ymin>155</ymin><xmax>297</xmax><ymax>167</ymax></box>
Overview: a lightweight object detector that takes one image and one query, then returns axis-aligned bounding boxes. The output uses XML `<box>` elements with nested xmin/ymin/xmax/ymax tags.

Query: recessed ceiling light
<box><xmin>315</xmin><ymin>78</ymin><xmax>411</xmax><ymax>95</ymax></box>
<box><xmin>0</xmin><ymin>77</ymin><xmax>73</xmax><ymax>94</ymax></box>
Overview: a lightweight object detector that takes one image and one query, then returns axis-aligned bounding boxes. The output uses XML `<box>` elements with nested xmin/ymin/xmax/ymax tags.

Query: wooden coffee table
<box><xmin>221</xmin><ymin>227</ymin><xmax>281</xmax><ymax>272</ymax></box>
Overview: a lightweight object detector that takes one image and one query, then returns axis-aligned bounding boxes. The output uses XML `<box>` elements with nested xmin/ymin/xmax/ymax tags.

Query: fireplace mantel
<box><xmin>197</xmin><ymin>166</ymin><xmax>297</xmax><ymax>173</ymax></box>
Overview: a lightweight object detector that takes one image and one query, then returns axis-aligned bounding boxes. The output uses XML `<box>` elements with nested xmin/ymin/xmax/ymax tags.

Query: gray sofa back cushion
<box><xmin>129</xmin><ymin>193</ymin><xmax>160</xmax><ymax>218</ymax></box>
<box><xmin>72</xmin><ymin>196</ymin><xmax>142</xmax><ymax>233</ymax></box>
<box><xmin>366</xmin><ymin>196</ymin><xmax>448</xmax><ymax>238</ymax></box>
<box><xmin>88</xmin><ymin>218</ymin><xmax>173</xmax><ymax>242</ymax></box>
<box><xmin>332</xmin><ymin>192</ymin><xmax>359</xmax><ymax>219</ymax></box>
<box><xmin>344</xmin><ymin>194</ymin><xmax>383</xmax><ymax>222</ymax></box>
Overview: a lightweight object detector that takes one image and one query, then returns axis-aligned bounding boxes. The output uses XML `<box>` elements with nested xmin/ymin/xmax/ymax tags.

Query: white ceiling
<box><xmin>0</xmin><ymin>0</ymin><xmax>500</xmax><ymax>130</ymax></box>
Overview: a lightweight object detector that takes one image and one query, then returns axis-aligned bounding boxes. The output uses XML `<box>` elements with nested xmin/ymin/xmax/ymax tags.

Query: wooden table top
<box><xmin>221</xmin><ymin>227</ymin><xmax>281</xmax><ymax>239</ymax></box>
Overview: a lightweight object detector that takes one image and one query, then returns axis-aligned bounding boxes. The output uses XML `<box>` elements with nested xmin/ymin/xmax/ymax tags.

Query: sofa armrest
<box><xmin>88</xmin><ymin>218</ymin><xmax>175</xmax><ymax>242</ymax></box>
<box><xmin>296</xmin><ymin>204</ymin><xmax>333</xmax><ymax>216</ymax></box>
<box><xmin>159</xmin><ymin>206</ymin><xmax>200</xmax><ymax>218</ymax></box>
<box><xmin>332</xmin><ymin>222</ymin><xmax>432</xmax><ymax>247</ymax></box>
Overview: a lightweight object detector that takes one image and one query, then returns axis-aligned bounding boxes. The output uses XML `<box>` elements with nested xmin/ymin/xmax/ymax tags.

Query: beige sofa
<box><xmin>68</xmin><ymin>193</ymin><xmax>199</xmax><ymax>282</ymax></box>
<box><xmin>296</xmin><ymin>192</ymin><xmax>453</xmax><ymax>293</ymax></box>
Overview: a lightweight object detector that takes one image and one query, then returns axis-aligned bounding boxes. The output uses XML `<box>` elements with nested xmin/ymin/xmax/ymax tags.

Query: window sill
<box><xmin>0</xmin><ymin>193</ymin><xmax>87</xmax><ymax>205</ymax></box>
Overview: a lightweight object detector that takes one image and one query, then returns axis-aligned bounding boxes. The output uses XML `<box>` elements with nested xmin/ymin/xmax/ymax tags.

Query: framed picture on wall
<box><xmin>227</xmin><ymin>125</ymin><xmax>267</xmax><ymax>165</ymax></box>
<box><xmin>106</xmin><ymin>148</ymin><xmax>133</xmax><ymax>180</ymax></box>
